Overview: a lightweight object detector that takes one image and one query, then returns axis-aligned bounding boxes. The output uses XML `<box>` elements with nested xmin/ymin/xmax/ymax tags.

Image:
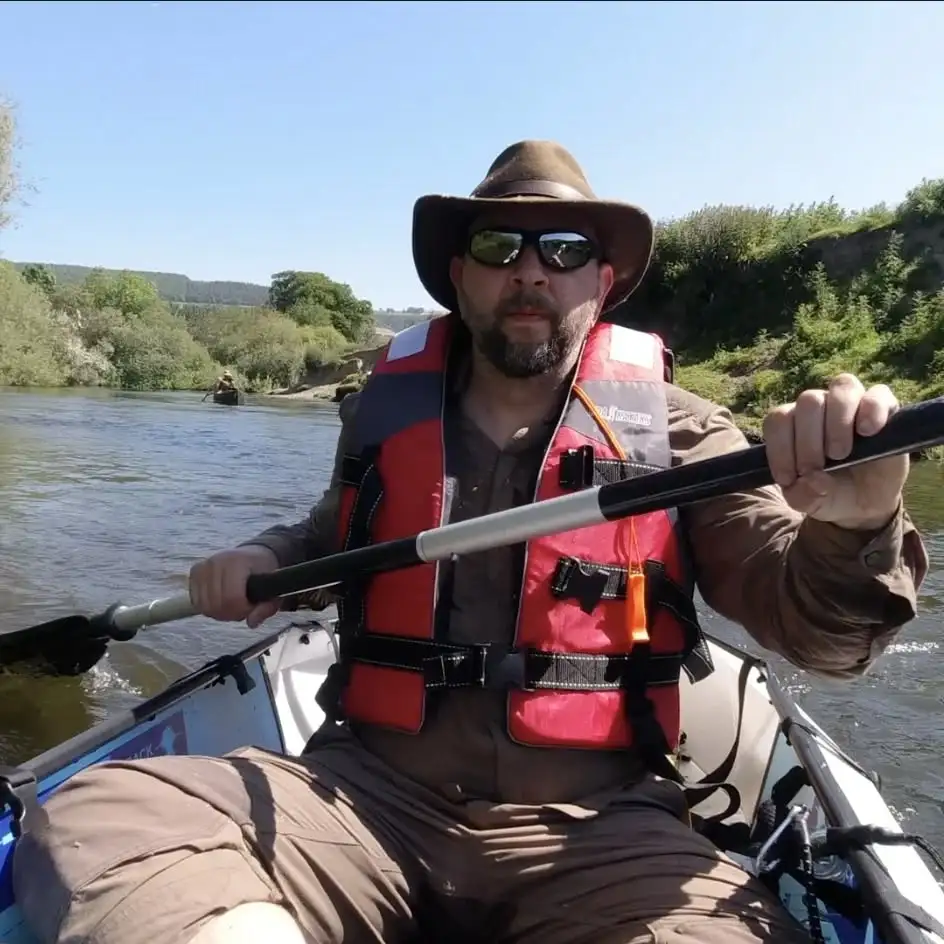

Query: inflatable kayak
<box><xmin>0</xmin><ymin>619</ymin><xmax>941</xmax><ymax>944</ymax></box>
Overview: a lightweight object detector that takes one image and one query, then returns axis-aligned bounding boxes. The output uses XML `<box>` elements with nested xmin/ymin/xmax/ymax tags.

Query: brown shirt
<box><xmin>244</xmin><ymin>380</ymin><xmax>928</xmax><ymax>805</ymax></box>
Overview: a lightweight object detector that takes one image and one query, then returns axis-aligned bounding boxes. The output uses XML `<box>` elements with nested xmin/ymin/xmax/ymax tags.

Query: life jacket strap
<box><xmin>558</xmin><ymin>445</ymin><xmax>663</xmax><ymax>491</ymax></box>
<box><xmin>330</xmin><ymin>634</ymin><xmax>689</xmax><ymax>692</ymax></box>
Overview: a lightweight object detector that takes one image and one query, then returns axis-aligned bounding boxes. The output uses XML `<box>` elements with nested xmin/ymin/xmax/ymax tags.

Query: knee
<box><xmin>189</xmin><ymin>903</ymin><xmax>307</xmax><ymax>944</ymax></box>
<box><xmin>12</xmin><ymin>760</ymin><xmax>277</xmax><ymax>944</ymax></box>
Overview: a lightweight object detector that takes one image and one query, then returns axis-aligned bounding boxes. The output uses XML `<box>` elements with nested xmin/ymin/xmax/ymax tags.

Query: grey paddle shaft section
<box><xmin>416</xmin><ymin>488</ymin><xmax>604</xmax><ymax>561</ymax></box>
<box><xmin>108</xmin><ymin>592</ymin><xmax>197</xmax><ymax>633</ymax></box>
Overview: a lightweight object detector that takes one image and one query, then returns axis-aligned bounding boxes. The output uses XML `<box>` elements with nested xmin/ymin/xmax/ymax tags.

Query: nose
<box><xmin>510</xmin><ymin>246</ymin><xmax>549</xmax><ymax>287</ymax></box>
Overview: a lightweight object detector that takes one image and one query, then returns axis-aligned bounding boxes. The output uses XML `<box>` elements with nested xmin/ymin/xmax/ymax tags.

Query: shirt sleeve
<box><xmin>238</xmin><ymin>392</ymin><xmax>360</xmax><ymax>570</ymax></box>
<box><xmin>669</xmin><ymin>390</ymin><xmax>929</xmax><ymax>680</ymax></box>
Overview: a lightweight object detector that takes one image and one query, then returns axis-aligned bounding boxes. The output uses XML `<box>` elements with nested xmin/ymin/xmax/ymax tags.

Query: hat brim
<box><xmin>412</xmin><ymin>194</ymin><xmax>654</xmax><ymax>314</ymax></box>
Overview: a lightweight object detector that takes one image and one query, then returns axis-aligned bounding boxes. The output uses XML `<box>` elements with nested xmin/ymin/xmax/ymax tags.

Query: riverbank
<box><xmin>5</xmin><ymin>177</ymin><xmax>943</xmax><ymax>417</ymax></box>
<box><xmin>268</xmin><ymin>382</ymin><xmax>348</xmax><ymax>402</ymax></box>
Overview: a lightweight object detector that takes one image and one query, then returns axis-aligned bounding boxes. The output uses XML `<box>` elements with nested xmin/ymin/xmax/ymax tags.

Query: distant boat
<box><xmin>212</xmin><ymin>388</ymin><xmax>240</xmax><ymax>406</ymax></box>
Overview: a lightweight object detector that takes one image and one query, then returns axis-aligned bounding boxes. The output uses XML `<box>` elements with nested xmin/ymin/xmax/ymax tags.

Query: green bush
<box><xmin>0</xmin><ymin>262</ymin><xmax>71</xmax><ymax>386</ymax></box>
<box><xmin>107</xmin><ymin>303</ymin><xmax>218</xmax><ymax>390</ymax></box>
<box><xmin>675</xmin><ymin>225</ymin><xmax>944</xmax><ymax>422</ymax></box>
<box><xmin>303</xmin><ymin>325</ymin><xmax>350</xmax><ymax>371</ymax></box>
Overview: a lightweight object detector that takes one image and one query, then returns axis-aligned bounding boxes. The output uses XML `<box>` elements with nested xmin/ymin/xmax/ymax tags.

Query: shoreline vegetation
<box><xmin>2</xmin><ymin>95</ymin><xmax>944</xmax><ymax>447</ymax></box>
<box><xmin>4</xmin><ymin>178</ymin><xmax>943</xmax><ymax>419</ymax></box>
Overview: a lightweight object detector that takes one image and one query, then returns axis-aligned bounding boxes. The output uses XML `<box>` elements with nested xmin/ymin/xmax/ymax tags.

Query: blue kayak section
<box><xmin>0</xmin><ymin>640</ymin><xmax>284</xmax><ymax>944</ymax></box>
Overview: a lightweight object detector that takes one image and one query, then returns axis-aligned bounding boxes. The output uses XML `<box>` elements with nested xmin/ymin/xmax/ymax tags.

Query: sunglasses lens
<box><xmin>468</xmin><ymin>230</ymin><xmax>524</xmax><ymax>266</ymax></box>
<box><xmin>468</xmin><ymin>229</ymin><xmax>598</xmax><ymax>270</ymax></box>
<box><xmin>538</xmin><ymin>233</ymin><xmax>596</xmax><ymax>270</ymax></box>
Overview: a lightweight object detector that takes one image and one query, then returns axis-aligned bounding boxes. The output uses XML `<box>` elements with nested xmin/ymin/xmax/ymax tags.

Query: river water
<box><xmin>1</xmin><ymin>387</ymin><xmax>942</xmax><ymax>854</ymax></box>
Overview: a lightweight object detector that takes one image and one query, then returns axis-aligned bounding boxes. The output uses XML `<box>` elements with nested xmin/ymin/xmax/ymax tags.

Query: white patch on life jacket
<box><xmin>608</xmin><ymin>327</ymin><xmax>656</xmax><ymax>370</ymax></box>
<box><xmin>598</xmin><ymin>404</ymin><xmax>653</xmax><ymax>427</ymax></box>
<box><xmin>386</xmin><ymin>320</ymin><xmax>433</xmax><ymax>362</ymax></box>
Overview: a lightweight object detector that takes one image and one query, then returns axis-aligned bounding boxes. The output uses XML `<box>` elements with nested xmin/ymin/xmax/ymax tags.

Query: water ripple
<box><xmin>1</xmin><ymin>387</ymin><xmax>943</xmax><ymax>851</ymax></box>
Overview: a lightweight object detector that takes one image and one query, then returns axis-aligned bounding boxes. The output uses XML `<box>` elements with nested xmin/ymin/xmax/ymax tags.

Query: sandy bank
<box><xmin>267</xmin><ymin>383</ymin><xmax>340</xmax><ymax>402</ymax></box>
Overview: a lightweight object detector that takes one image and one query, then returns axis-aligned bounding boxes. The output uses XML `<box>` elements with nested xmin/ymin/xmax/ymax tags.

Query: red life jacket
<box><xmin>321</xmin><ymin>314</ymin><xmax>713</xmax><ymax>763</ymax></box>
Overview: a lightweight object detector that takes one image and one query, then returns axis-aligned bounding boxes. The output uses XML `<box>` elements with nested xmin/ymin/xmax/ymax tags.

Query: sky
<box><xmin>0</xmin><ymin>0</ymin><xmax>942</xmax><ymax>310</ymax></box>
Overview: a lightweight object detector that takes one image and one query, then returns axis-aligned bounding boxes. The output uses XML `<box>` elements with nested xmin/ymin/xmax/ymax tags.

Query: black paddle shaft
<box><xmin>244</xmin><ymin>395</ymin><xmax>944</xmax><ymax>605</ymax></box>
<box><xmin>598</xmin><ymin>393</ymin><xmax>944</xmax><ymax>521</ymax></box>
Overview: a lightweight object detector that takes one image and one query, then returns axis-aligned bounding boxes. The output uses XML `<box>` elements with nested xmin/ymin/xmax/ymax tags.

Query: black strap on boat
<box><xmin>782</xmin><ymin>716</ymin><xmax>878</xmax><ymax>784</ymax></box>
<box><xmin>815</xmin><ymin>824</ymin><xmax>944</xmax><ymax>877</ymax></box>
<box><xmin>872</xmin><ymin>884</ymin><xmax>944</xmax><ymax>943</ymax></box>
<box><xmin>0</xmin><ymin>765</ymin><xmax>48</xmax><ymax>840</ymax></box>
<box><xmin>684</xmin><ymin>654</ymin><xmax>765</xmax><ymax>850</ymax></box>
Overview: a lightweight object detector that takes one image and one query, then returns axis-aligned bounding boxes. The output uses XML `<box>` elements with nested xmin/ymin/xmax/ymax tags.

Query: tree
<box><xmin>0</xmin><ymin>98</ymin><xmax>24</xmax><ymax>235</ymax></box>
<box><xmin>268</xmin><ymin>270</ymin><xmax>374</xmax><ymax>343</ymax></box>
<box><xmin>20</xmin><ymin>263</ymin><xmax>57</xmax><ymax>298</ymax></box>
<box><xmin>82</xmin><ymin>269</ymin><xmax>162</xmax><ymax>317</ymax></box>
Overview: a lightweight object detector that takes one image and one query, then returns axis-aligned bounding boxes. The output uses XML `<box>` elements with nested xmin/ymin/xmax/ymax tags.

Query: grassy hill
<box><xmin>11</xmin><ymin>261</ymin><xmax>270</xmax><ymax>307</ymax></box>
<box><xmin>9</xmin><ymin>261</ymin><xmax>441</xmax><ymax>332</ymax></box>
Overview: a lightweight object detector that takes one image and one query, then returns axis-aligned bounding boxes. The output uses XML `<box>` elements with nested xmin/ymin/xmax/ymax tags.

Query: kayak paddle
<box><xmin>5</xmin><ymin>394</ymin><xmax>944</xmax><ymax>677</ymax></box>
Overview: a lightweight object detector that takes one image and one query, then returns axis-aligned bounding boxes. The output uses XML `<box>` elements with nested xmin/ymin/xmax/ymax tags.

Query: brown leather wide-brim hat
<box><xmin>412</xmin><ymin>140</ymin><xmax>654</xmax><ymax>314</ymax></box>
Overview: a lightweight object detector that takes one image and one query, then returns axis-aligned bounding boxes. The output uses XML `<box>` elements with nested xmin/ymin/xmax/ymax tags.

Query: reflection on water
<box><xmin>0</xmin><ymin>387</ymin><xmax>943</xmax><ymax>851</ymax></box>
<box><xmin>902</xmin><ymin>459</ymin><xmax>944</xmax><ymax>533</ymax></box>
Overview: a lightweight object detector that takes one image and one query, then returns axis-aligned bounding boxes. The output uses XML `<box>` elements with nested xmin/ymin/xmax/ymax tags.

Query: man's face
<box><xmin>448</xmin><ymin>205</ymin><xmax>614</xmax><ymax>379</ymax></box>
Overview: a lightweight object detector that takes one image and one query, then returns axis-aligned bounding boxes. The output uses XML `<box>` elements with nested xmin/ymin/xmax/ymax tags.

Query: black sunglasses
<box><xmin>467</xmin><ymin>228</ymin><xmax>600</xmax><ymax>272</ymax></box>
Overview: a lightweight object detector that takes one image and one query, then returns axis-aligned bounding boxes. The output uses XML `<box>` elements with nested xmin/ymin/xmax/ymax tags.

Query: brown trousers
<box><xmin>13</xmin><ymin>729</ymin><xmax>808</xmax><ymax>944</ymax></box>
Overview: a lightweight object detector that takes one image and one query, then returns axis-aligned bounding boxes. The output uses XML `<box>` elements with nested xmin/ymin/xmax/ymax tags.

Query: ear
<box><xmin>599</xmin><ymin>261</ymin><xmax>615</xmax><ymax>301</ymax></box>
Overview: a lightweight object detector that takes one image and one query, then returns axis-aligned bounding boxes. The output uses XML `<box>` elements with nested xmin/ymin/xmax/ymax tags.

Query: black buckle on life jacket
<box><xmin>0</xmin><ymin>765</ymin><xmax>48</xmax><ymax>840</ymax></box>
<box><xmin>551</xmin><ymin>557</ymin><xmax>626</xmax><ymax>613</ymax></box>
<box><xmin>558</xmin><ymin>445</ymin><xmax>662</xmax><ymax>491</ymax></box>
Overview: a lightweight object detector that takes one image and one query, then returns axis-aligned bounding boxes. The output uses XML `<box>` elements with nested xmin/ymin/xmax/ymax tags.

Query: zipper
<box><xmin>509</xmin><ymin>359</ymin><xmax>581</xmax><ymax>649</ymax></box>
<box><xmin>431</xmin><ymin>357</ymin><xmax>448</xmax><ymax>637</ymax></box>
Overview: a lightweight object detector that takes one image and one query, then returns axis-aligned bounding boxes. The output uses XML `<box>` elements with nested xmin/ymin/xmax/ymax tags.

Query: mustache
<box><xmin>496</xmin><ymin>290</ymin><xmax>559</xmax><ymax>320</ymax></box>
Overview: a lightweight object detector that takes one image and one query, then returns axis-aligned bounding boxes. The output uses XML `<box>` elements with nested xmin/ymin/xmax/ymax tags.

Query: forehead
<box><xmin>469</xmin><ymin>203</ymin><xmax>598</xmax><ymax>238</ymax></box>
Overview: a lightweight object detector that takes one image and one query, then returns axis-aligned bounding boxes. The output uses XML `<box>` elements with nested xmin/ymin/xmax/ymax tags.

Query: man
<box><xmin>214</xmin><ymin>369</ymin><xmax>236</xmax><ymax>393</ymax></box>
<box><xmin>14</xmin><ymin>141</ymin><xmax>927</xmax><ymax>944</ymax></box>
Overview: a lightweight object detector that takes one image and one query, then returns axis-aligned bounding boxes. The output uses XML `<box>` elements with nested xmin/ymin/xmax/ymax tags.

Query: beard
<box><xmin>461</xmin><ymin>289</ymin><xmax>574</xmax><ymax>379</ymax></box>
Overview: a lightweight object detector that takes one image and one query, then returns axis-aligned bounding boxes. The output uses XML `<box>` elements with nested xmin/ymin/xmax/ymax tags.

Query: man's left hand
<box><xmin>762</xmin><ymin>373</ymin><xmax>908</xmax><ymax>530</ymax></box>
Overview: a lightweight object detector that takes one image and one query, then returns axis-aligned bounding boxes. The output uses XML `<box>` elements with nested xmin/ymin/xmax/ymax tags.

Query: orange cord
<box><xmin>572</xmin><ymin>386</ymin><xmax>649</xmax><ymax>646</ymax></box>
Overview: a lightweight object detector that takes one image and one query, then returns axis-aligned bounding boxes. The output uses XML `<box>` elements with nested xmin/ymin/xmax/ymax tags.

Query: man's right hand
<box><xmin>188</xmin><ymin>544</ymin><xmax>281</xmax><ymax>628</ymax></box>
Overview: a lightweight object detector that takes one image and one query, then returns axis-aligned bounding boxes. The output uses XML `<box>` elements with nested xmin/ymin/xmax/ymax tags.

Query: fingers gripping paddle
<box><xmin>7</xmin><ymin>395</ymin><xmax>944</xmax><ymax>677</ymax></box>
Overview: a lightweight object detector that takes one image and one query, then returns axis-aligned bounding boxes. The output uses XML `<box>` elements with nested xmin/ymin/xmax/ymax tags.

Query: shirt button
<box><xmin>863</xmin><ymin>549</ymin><xmax>884</xmax><ymax>569</ymax></box>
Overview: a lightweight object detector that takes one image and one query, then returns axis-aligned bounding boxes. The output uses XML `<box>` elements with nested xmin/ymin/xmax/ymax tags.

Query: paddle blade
<box><xmin>0</xmin><ymin>616</ymin><xmax>109</xmax><ymax>677</ymax></box>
